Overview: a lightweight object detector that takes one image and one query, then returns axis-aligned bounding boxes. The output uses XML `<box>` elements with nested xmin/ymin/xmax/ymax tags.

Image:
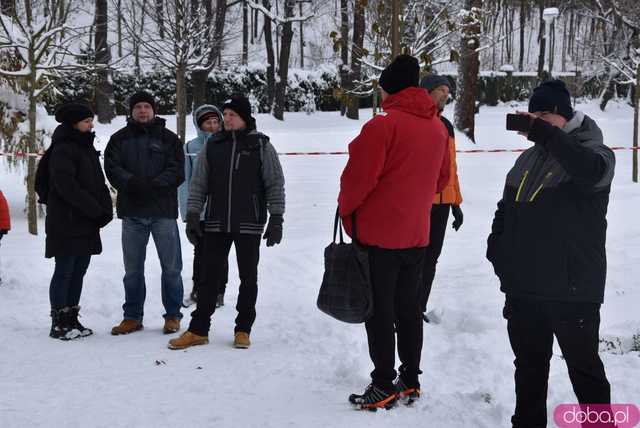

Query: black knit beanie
<box><xmin>129</xmin><ymin>91</ymin><xmax>156</xmax><ymax>115</ymax></box>
<box><xmin>420</xmin><ymin>74</ymin><xmax>451</xmax><ymax>92</ymax></box>
<box><xmin>378</xmin><ymin>55</ymin><xmax>420</xmax><ymax>95</ymax></box>
<box><xmin>528</xmin><ymin>80</ymin><xmax>573</xmax><ymax>121</ymax></box>
<box><xmin>54</xmin><ymin>102</ymin><xmax>94</xmax><ymax>125</ymax></box>
<box><xmin>222</xmin><ymin>95</ymin><xmax>254</xmax><ymax>128</ymax></box>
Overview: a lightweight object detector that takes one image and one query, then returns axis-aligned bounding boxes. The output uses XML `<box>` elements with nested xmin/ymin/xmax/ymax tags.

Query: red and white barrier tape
<box><xmin>1</xmin><ymin>146</ymin><xmax>639</xmax><ymax>158</ymax></box>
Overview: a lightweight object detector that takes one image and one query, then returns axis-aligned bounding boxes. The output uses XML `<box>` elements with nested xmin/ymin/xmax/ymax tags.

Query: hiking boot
<box><xmin>233</xmin><ymin>331</ymin><xmax>250</xmax><ymax>349</ymax></box>
<box><xmin>111</xmin><ymin>319</ymin><xmax>143</xmax><ymax>335</ymax></box>
<box><xmin>394</xmin><ymin>376</ymin><xmax>421</xmax><ymax>403</ymax></box>
<box><xmin>50</xmin><ymin>308</ymin><xmax>72</xmax><ymax>340</ymax></box>
<box><xmin>349</xmin><ymin>384</ymin><xmax>398</xmax><ymax>410</ymax></box>
<box><xmin>216</xmin><ymin>293</ymin><xmax>224</xmax><ymax>308</ymax></box>
<box><xmin>163</xmin><ymin>317</ymin><xmax>180</xmax><ymax>334</ymax></box>
<box><xmin>67</xmin><ymin>306</ymin><xmax>93</xmax><ymax>337</ymax></box>
<box><xmin>168</xmin><ymin>331</ymin><xmax>209</xmax><ymax>350</ymax></box>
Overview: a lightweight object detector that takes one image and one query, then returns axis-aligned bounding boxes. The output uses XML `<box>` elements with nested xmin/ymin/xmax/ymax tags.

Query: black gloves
<box><xmin>451</xmin><ymin>205</ymin><xmax>463</xmax><ymax>231</ymax></box>
<box><xmin>128</xmin><ymin>176</ymin><xmax>153</xmax><ymax>193</ymax></box>
<box><xmin>263</xmin><ymin>214</ymin><xmax>283</xmax><ymax>247</ymax></box>
<box><xmin>186</xmin><ymin>212</ymin><xmax>203</xmax><ymax>246</ymax></box>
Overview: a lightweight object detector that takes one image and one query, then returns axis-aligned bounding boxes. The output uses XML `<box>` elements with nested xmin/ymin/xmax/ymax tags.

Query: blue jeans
<box><xmin>121</xmin><ymin>217</ymin><xmax>183</xmax><ymax>322</ymax></box>
<box><xmin>49</xmin><ymin>255</ymin><xmax>91</xmax><ymax>309</ymax></box>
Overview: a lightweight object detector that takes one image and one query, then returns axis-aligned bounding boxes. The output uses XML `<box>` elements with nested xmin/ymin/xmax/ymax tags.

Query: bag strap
<box><xmin>333</xmin><ymin>206</ymin><xmax>357</xmax><ymax>244</ymax></box>
<box><xmin>333</xmin><ymin>206</ymin><xmax>344</xmax><ymax>244</ymax></box>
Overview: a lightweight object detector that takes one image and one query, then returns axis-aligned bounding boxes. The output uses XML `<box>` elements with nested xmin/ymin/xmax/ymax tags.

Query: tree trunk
<box><xmin>548</xmin><ymin>19</ymin><xmax>555</xmax><ymax>75</ymax></box>
<box><xmin>633</xmin><ymin>63</ymin><xmax>639</xmax><ymax>183</ymax></box>
<box><xmin>454</xmin><ymin>0</ymin><xmax>481</xmax><ymax>143</ymax></box>
<box><xmin>299</xmin><ymin>1</ymin><xmax>304</xmax><ymax>68</ymax></box>
<box><xmin>94</xmin><ymin>0</ymin><xmax>115</xmax><ymax>124</ymax></box>
<box><xmin>536</xmin><ymin>0</ymin><xmax>546</xmax><ymax>80</ymax></box>
<box><xmin>273</xmin><ymin>0</ymin><xmax>294</xmax><ymax>121</ymax></box>
<box><xmin>176</xmin><ymin>64</ymin><xmax>187</xmax><ymax>143</ymax></box>
<box><xmin>242</xmin><ymin>0</ymin><xmax>249</xmax><ymax>64</ymax></box>
<box><xmin>156</xmin><ymin>0</ymin><xmax>164</xmax><ymax>38</ymax></box>
<box><xmin>346</xmin><ymin>0</ymin><xmax>364</xmax><ymax>120</ymax></box>
<box><xmin>192</xmin><ymin>0</ymin><xmax>227</xmax><ymax>109</ymax></box>
<box><xmin>24</xmin><ymin>0</ymin><xmax>38</xmax><ymax>235</ymax></box>
<box><xmin>339</xmin><ymin>0</ymin><xmax>348</xmax><ymax>116</ymax></box>
<box><xmin>117</xmin><ymin>0</ymin><xmax>122</xmax><ymax>57</ymax></box>
<box><xmin>519</xmin><ymin>0</ymin><xmax>525</xmax><ymax>71</ymax></box>
<box><xmin>390</xmin><ymin>0</ymin><xmax>401</xmax><ymax>58</ymax></box>
<box><xmin>263</xmin><ymin>0</ymin><xmax>276</xmax><ymax>110</ymax></box>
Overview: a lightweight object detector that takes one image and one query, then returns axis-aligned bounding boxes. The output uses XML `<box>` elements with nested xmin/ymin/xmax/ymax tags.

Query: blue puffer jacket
<box><xmin>178</xmin><ymin>104</ymin><xmax>223</xmax><ymax>221</ymax></box>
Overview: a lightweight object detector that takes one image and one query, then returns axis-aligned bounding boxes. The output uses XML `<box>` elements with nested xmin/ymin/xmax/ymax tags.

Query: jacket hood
<box><xmin>381</xmin><ymin>86</ymin><xmax>438</xmax><ymax>119</ymax></box>
<box><xmin>51</xmin><ymin>123</ymin><xmax>96</xmax><ymax>147</ymax></box>
<box><xmin>192</xmin><ymin>104</ymin><xmax>223</xmax><ymax>139</ymax></box>
<box><xmin>565</xmin><ymin>111</ymin><xmax>603</xmax><ymax>144</ymax></box>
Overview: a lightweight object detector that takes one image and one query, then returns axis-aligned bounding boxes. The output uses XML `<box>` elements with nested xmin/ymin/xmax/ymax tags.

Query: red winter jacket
<box><xmin>338</xmin><ymin>87</ymin><xmax>450</xmax><ymax>249</ymax></box>
<box><xmin>0</xmin><ymin>190</ymin><xmax>10</xmax><ymax>232</ymax></box>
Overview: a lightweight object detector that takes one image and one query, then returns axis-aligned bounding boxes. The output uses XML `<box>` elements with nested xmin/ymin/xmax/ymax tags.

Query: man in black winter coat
<box><xmin>168</xmin><ymin>95</ymin><xmax>285</xmax><ymax>351</ymax></box>
<box><xmin>487</xmin><ymin>80</ymin><xmax>616</xmax><ymax>428</ymax></box>
<box><xmin>105</xmin><ymin>91</ymin><xmax>185</xmax><ymax>336</ymax></box>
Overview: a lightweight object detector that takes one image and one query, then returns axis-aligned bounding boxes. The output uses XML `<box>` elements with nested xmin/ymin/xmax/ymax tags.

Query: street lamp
<box><xmin>543</xmin><ymin>7</ymin><xmax>560</xmax><ymax>76</ymax></box>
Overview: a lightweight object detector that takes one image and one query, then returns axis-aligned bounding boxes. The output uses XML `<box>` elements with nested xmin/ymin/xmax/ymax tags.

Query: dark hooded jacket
<box><xmin>487</xmin><ymin>111</ymin><xmax>615</xmax><ymax>303</ymax></box>
<box><xmin>45</xmin><ymin>124</ymin><xmax>113</xmax><ymax>258</ymax></box>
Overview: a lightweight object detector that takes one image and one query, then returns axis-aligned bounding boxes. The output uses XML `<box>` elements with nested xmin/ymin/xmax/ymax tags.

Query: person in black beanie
<box><xmin>378</xmin><ymin>54</ymin><xmax>420</xmax><ymax>95</ymax></box>
<box><xmin>343</xmin><ymin>56</ymin><xmax>451</xmax><ymax>410</ymax></box>
<box><xmin>168</xmin><ymin>94</ymin><xmax>286</xmax><ymax>351</ymax></box>
<box><xmin>488</xmin><ymin>79</ymin><xmax>616</xmax><ymax>427</ymax></box>
<box><xmin>38</xmin><ymin>101</ymin><xmax>113</xmax><ymax>340</ymax></box>
<box><xmin>105</xmin><ymin>91</ymin><xmax>185</xmax><ymax>336</ymax></box>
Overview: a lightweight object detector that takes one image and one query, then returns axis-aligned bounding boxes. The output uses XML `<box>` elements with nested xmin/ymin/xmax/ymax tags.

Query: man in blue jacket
<box><xmin>105</xmin><ymin>91</ymin><xmax>185</xmax><ymax>336</ymax></box>
<box><xmin>178</xmin><ymin>104</ymin><xmax>228</xmax><ymax>309</ymax></box>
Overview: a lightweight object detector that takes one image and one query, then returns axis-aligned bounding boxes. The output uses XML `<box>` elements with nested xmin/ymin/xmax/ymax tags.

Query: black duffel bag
<box><xmin>317</xmin><ymin>207</ymin><xmax>373</xmax><ymax>323</ymax></box>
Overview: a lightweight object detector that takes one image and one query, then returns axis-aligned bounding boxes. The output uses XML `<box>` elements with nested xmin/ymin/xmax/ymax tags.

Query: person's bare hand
<box><xmin>515</xmin><ymin>111</ymin><xmax>536</xmax><ymax>137</ymax></box>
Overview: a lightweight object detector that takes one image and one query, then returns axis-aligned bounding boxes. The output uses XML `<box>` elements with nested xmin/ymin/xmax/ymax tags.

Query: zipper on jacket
<box><xmin>529</xmin><ymin>172</ymin><xmax>553</xmax><ymax>202</ymax></box>
<box><xmin>515</xmin><ymin>170</ymin><xmax>529</xmax><ymax>202</ymax></box>
<box><xmin>227</xmin><ymin>132</ymin><xmax>237</xmax><ymax>233</ymax></box>
<box><xmin>235</xmin><ymin>153</ymin><xmax>241</xmax><ymax>170</ymax></box>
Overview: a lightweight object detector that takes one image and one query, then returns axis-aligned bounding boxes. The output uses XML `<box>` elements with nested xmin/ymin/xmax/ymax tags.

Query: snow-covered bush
<box><xmin>41</xmin><ymin>64</ymin><xmax>341</xmax><ymax>115</ymax></box>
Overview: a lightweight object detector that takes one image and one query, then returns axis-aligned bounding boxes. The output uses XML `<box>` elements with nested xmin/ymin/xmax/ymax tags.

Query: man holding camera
<box><xmin>487</xmin><ymin>80</ymin><xmax>615</xmax><ymax>427</ymax></box>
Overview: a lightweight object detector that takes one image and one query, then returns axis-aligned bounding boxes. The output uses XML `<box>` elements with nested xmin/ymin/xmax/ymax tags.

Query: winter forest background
<box><xmin>1</xmin><ymin>2</ymin><xmax>639</xmax><ymax>427</ymax></box>
<box><xmin>1</xmin><ymin>0</ymin><xmax>639</xmax><ymax>230</ymax></box>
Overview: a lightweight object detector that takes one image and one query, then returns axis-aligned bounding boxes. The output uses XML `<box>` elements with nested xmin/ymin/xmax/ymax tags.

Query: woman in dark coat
<box><xmin>44</xmin><ymin>102</ymin><xmax>113</xmax><ymax>340</ymax></box>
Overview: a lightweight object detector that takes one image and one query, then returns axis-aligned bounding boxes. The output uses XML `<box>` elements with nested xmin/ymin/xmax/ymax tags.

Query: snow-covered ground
<box><xmin>0</xmin><ymin>101</ymin><xmax>638</xmax><ymax>428</ymax></box>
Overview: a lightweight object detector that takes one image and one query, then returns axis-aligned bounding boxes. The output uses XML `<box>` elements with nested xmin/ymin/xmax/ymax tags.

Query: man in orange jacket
<box><xmin>339</xmin><ymin>55</ymin><xmax>450</xmax><ymax>410</ymax></box>
<box><xmin>0</xmin><ymin>188</ymin><xmax>11</xmax><ymax>285</ymax></box>
<box><xmin>418</xmin><ymin>75</ymin><xmax>464</xmax><ymax>323</ymax></box>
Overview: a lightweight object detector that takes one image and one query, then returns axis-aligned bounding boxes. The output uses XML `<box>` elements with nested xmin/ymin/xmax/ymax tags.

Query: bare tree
<box><xmin>95</xmin><ymin>0</ymin><xmax>115</xmax><ymax>123</ymax></box>
<box><xmin>191</xmin><ymin>0</ymin><xmax>227</xmax><ymax>110</ymax></box>
<box><xmin>262</xmin><ymin>0</ymin><xmax>276</xmax><ymax>109</ymax></box>
<box><xmin>346</xmin><ymin>0</ymin><xmax>365</xmax><ymax>120</ymax></box>
<box><xmin>248</xmin><ymin>0</ymin><xmax>315</xmax><ymax>120</ymax></box>
<box><xmin>0</xmin><ymin>0</ymin><xmax>95</xmax><ymax>234</ymax></box>
<box><xmin>121</xmin><ymin>0</ymin><xmax>220</xmax><ymax>142</ymax></box>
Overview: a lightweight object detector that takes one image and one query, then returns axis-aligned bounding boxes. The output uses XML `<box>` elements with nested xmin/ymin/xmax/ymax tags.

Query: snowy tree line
<box><xmin>0</xmin><ymin>0</ymin><xmax>639</xmax><ymax>234</ymax></box>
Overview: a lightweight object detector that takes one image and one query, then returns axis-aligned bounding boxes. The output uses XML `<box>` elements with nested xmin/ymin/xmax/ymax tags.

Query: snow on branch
<box><xmin>247</xmin><ymin>1</ymin><xmax>315</xmax><ymax>24</ymax></box>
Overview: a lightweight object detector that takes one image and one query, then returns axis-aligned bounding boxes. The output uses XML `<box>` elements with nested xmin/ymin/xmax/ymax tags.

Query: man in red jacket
<box><xmin>340</xmin><ymin>55</ymin><xmax>450</xmax><ymax>410</ymax></box>
<box><xmin>0</xmin><ymin>188</ymin><xmax>10</xmax><ymax>286</ymax></box>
